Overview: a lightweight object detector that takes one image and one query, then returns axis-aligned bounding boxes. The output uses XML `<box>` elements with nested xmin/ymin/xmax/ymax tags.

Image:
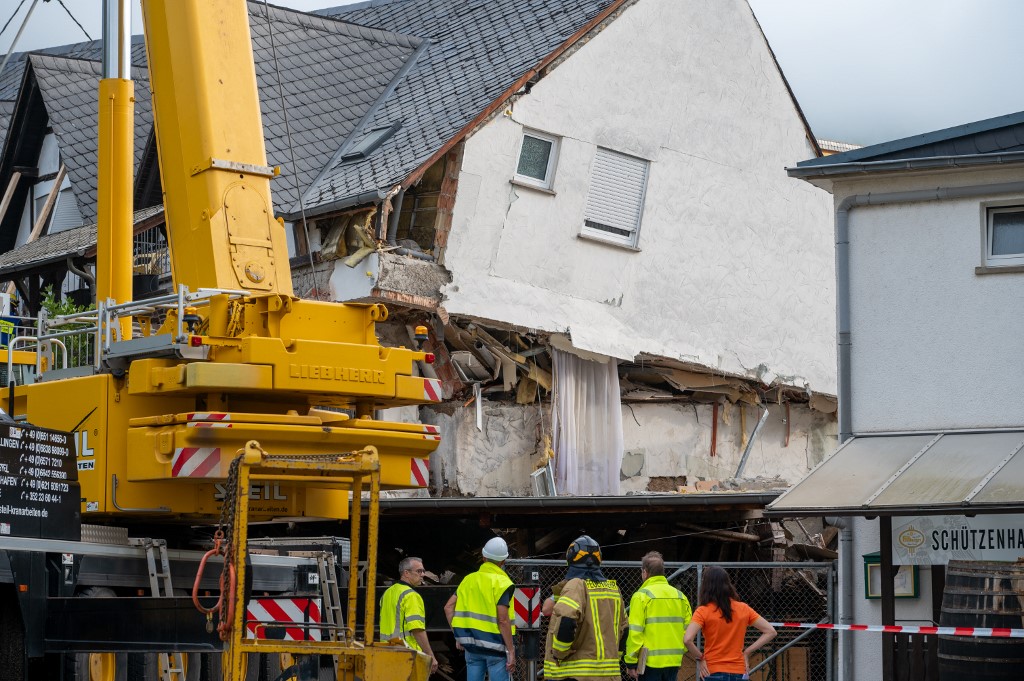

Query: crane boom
<box><xmin>141</xmin><ymin>0</ymin><xmax>293</xmax><ymax>295</ymax></box>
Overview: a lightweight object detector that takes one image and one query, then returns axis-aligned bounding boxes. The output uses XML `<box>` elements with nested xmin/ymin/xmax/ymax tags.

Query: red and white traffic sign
<box><xmin>513</xmin><ymin>587</ymin><xmax>541</xmax><ymax>629</ymax></box>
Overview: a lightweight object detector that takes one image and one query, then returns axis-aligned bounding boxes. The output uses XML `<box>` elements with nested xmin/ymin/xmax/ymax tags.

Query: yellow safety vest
<box><xmin>624</xmin><ymin>576</ymin><xmax>692</xmax><ymax>668</ymax></box>
<box><xmin>451</xmin><ymin>562</ymin><xmax>515</xmax><ymax>654</ymax></box>
<box><xmin>379</xmin><ymin>581</ymin><xmax>427</xmax><ymax>651</ymax></box>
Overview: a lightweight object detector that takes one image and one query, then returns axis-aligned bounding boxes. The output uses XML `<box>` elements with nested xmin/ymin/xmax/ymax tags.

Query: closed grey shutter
<box><xmin>49</xmin><ymin>188</ymin><xmax>83</xmax><ymax>233</ymax></box>
<box><xmin>582</xmin><ymin>148</ymin><xmax>649</xmax><ymax>246</ymax></box>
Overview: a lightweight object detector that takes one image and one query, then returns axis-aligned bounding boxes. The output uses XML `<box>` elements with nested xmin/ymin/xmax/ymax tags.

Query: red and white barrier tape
<box><xmin>769</xmin><ymin>622</ymin><xmax>1024</xmax><ymax>639</ymax></box>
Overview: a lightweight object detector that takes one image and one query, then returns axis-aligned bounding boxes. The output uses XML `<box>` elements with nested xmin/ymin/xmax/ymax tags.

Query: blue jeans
<box><xmin>465</xmin><ymin>650</ymin><xmax>510</xmax><ymax>681</ymax></box>
<box><xmin>703</xmin><ymin>673</ymin><xmax>746</xmax><ymax>681</ymax></box>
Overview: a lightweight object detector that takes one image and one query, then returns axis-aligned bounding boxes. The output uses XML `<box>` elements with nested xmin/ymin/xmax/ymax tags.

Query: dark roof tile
<box><xmin>299</xmin><ymin>0</ymin><xmax>620</xmax><ymax>213</ymax></box>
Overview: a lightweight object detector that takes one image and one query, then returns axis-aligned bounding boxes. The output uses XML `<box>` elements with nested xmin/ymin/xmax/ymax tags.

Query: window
<box><xmin>985</xmin><ymin>206</ymin><xmax>1024</xmax><ymax>266</ymax></box>
<box><xmin>581</xmin><ymin>147</ymin><xmax>649</xmax><ymax>248</ymax></box>
<box><xmin>514</xmin><ymin>130</ymin><xmax>559</xmax><ymax>190</ymax></box>
<box><xmin>340</xmin><ymin>122</ymin><xmax>402</xmax><ymax>164</ymax></box>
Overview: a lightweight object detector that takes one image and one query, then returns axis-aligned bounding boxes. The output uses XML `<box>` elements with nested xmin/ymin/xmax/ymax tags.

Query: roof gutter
<box><xmin>833</xmin><ymin>181</ymin><xmax>1024</xmax><ymax>443</ymax></box>
<box><xmin>400</xmin><ymin>0</ymin><xmax>635</xmax><ymax>188</ymax></box>
<box><xmin>365</xmin><ymin>492</ymin><xmax>779</xmax><ymax>512</ymax></box>
<box><xmin>281</xmin><ymin>188</ymin><xmax>387</xmax><ymax>222</ymax></box>
<box><xmin>788</xmin><ymin>151</ymin><xmax>1024</xmax><ymax>179</ymax></box>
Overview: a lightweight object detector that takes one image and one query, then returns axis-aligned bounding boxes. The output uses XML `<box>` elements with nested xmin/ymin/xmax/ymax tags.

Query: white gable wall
<box><xmin>442</xmin><ymin>0</ymin><xmax>836</xmax><ymax>393</ymax></box>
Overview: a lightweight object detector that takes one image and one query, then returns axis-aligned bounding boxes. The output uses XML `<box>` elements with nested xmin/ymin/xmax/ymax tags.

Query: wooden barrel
<box><xmin>938</xmin><ymin>560</ymin><xmax>1024</xmax><ymax>681</ymax></box>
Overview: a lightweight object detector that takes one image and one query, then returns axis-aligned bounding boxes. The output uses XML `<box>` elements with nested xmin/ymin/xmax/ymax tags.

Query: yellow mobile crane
<box><xmin>0</xmin><ymin>1</ymin><xmax>440</xmax><ymax>679</ymax></box>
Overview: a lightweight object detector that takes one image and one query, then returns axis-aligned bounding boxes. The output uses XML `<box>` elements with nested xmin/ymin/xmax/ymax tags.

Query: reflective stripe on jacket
<box><xmin>624</xmin><ymin>575</ymin><xmax>692</xmax><ymax>668</ymax></box>
<box><xmin>544</xmin><ymin>577</ymin><xmax>627</xmax><ymax>681</ymax></box>
<box><xmin>380</xmin><ymin>581</ymin><xmax>427</xmax><ymax>651</ymax></box>
<box><xmin>451</xmin><ymin>561</ymin><xmax>515</xmax><ymax>654</ymax></box>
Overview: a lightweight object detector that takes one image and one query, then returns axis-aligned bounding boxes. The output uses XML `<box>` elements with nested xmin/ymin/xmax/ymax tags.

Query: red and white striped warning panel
<box><xmin>171</xmin><ymin>447</ymin><xmax>221</xmax><ymax>478</ymax></box>
<box><xmin>769</xmin><ymin>622</ymin><xmax>1024</xmax><ymax>639</ymax></box>
<box><xmin>410</xmin><ymin>458</ymin><xmax>429</xmax><ymax>487</ymax></box>
<box><xmin>246</xmin><ymin>598</ymin><xmax>322</xmax><ymax>641</ymax></box>
<box><xmin>187</xmin><ymin>412</ymin><xmax>231</xmax><ymax>422</ymax></box>
<box><xmin>513</xmin><ymin>587</ymin><xmax>541</xmax><ymax>629</ymax></box>
<box><xmin>423</xmin><ymin>379</ymin><xmax>442</xmax><ymax>402</ymax></box>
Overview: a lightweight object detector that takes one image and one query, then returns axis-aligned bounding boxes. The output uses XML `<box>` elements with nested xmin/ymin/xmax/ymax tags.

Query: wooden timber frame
<box><xmin>222</xmin><ymin>442</ymin><xmax>431</xmax><ymax>681</ymax></box>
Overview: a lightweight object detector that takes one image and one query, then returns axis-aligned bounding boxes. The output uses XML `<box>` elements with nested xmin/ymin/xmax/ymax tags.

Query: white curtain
<box><xmin>551</xmin><ymin>348</ymin><xmax>623</xmax><ymax>496</ymax></box>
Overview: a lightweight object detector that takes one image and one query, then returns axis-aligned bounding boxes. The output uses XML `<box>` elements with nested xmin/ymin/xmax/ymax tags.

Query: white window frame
<box><xmin>514</xmin><ymin>129</ymin><xmax>559</xmax><ymax>191</ymax></box>
<box><xmin>983</xmin><ymin>204</ymin><xmax>1024</xmax><ymax>267</ymax></box>
<box><xmin>579</xmin><ymin>147</ymin><xmax>650</xmax><ymax>249</ymax></box>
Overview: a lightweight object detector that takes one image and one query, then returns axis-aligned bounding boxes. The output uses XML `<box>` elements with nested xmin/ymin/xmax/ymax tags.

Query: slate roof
<box><xmin>0</xmin><ymin>3</ymin><xmax>421</xmax><ymax>221</ymax></box>
<box><xmin>248</xmin><ymin>2</ymin><xmax>423</xmax><ymax>211</ymax></box>
<box><xmin>0</xmin><ymin>101</ymin><xmax>13</xmax><ymax>145</ymax></box>
<box><xmin>2</xmin><ymin>0</ymin><xmax>631</xmax><ymax>224</ymax></box>
<box><xmin>0</xmin><ymin>36</ymin><xmax>148</xmax><ymax>101</ymax></box>
<box><xmin>30</xmin><ymin>54</ymin><xmax>153</xmax><ymax>225</ymax></box>
<box><xmin>299</xmin><ymin>0</ymin><xmax>624</xmax><ymax>215</ymax></box>
<box><xmin>0</xmin><ymin>205</ymin><xmax>164</xmax><ymax>279</ymax></box>
<box><xmin>794</xmin><ymin>110</ymin><xmax>1024</xmax><ymax>175</ymax></box>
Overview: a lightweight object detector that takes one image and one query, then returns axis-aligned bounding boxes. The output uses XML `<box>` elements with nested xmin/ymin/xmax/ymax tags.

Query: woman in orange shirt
<box><xmin>683</xmin><ymin>566</ymin><xmax>776</xmax><ymax>680</ymax></box>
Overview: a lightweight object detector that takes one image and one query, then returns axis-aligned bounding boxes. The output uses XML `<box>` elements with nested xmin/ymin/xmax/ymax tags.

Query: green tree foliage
<box><xmin>40</xmin><ymin>286</ymin><xmax>94</xmax><ymax>368</ymax></box>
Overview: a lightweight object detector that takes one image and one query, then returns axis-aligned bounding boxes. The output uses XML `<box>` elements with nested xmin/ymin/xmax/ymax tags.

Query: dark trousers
<box><xmin>640</xmin><ymin>666</ymin><xmax>681</xmax><ymax>681</ymax></box>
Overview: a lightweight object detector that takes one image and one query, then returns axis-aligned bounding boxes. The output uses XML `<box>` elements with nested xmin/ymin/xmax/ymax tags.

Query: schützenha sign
<box><xmin>893</xmin><ymin>515</ymin><xmax>1024</xmax><ymax>565</ymax></box>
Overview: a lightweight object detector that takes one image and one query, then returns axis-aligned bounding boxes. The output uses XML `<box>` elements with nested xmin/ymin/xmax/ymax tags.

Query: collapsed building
<box><xmin>0</xmin><ymin>0</ymin><xmax>837</xmax><ymax>561</ymax></box>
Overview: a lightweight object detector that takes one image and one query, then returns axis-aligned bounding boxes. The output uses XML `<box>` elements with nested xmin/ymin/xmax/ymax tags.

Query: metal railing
<box><xmin>505</xmin><ymin>559</ymin><xmax>834</xmax><ymax>681</ymax></box>
<box><xmin>9</xmin><ymin>286</ymin><xmax>252</xmax><ymax>378</ymax></box>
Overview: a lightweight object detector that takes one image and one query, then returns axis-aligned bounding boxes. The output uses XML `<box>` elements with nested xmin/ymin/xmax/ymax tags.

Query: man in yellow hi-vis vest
<box><xmin>544</xmin><ymin>535</ymin><xmax>627</xmax><ymax>681</ymax></box>
<box><xmin>380</xmin><ymin>556</ymin><xmax>438</xmax><ymax>673</ymax></box>
<box><xmin>444</xmin><ymin>537</ymin><xmax>516</xmax><ymax>681</ymax></box>
<box><xmin>624</xmin><ymin>551</ymin><xmax>694</xmax><ymax>681</ymax></box>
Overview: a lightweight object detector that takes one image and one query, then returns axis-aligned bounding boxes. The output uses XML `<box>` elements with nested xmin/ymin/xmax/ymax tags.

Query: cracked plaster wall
<box><xmin>422</xmin><ymin>403</ymin><xmax>543</xmax><ymax>496</ymax></box>
<box><xmin>441</xmin><ymin>0</ymin><xmax>836</xmax><ymax>394</ymax></box>
<box><xmin>619</xmin><ymin>401</ymin><xmax>837</xmax><ymax>492</ymax></box>
<box><xmin>419</xmin><ymin>400</ymin><xmax>835</xmax><ymax>496</ymax></box>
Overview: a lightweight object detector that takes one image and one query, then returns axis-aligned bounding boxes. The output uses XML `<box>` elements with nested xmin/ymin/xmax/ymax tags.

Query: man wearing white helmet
<box><xmin>444</xmin><ymin>537</ymin><xmax>516</xmax><ymax>681</ymax></box>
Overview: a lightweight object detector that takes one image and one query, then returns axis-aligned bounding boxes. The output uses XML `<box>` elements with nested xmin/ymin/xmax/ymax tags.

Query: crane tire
<box><xmin>202</xmin><ymin>651</ymin><xmax>260</xmax><ymax>681</ymax></box>
<box><xmin>72</xmin><ymin>587</ymin><xmax>128</xmax><ymax>681</ymax></box>
<box><xmin>131</xmin><ymin>651</ymin><xmax>201</xmax><ymax>681</ymax></box>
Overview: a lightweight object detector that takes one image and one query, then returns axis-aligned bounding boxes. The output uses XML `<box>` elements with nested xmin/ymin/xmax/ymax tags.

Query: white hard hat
<box><xmin>482</xmin><ymin>537</ymin><xmax>509</xmax><ymax>561</ymax></box>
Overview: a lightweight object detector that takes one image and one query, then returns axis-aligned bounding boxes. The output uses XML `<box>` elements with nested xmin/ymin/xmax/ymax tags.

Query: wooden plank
<box><xmin>909</xmin><ymin>633</ymin><xmax>923</xmax><ymax>681</ymax></box>
<box><xmin>0</xmin><ymin>171</ymin><xmax>23</xmax><ymax>224</ymax></box>
<box><xmin>6</xmin><ymin>165</ymin><xmax>67</xmax><ymax>296</ymax></box>
<box><xmin>925</xmin><ymin>634</ymin><xmax>939</xmax><ymax>681</ymax></box>
<box><xmin>880</xmin><ymin>516</ymin><xmax>895</xmax><ymax>681</ymax></box>
<box><xmin>26</xmin><ymin>164</ymin><xmax>66</xmax><ymax>244</ymax></box>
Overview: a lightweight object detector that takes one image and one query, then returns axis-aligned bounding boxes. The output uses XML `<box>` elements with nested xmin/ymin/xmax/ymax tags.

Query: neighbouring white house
<box><xmin>0</xmin><ymin>0</ymin><xmax>838</xmax><ymax>506</ymax></box>
<box><xmin>774</xmin><ymin>109</ymin><xmax>1024</xmax><ymax>681</ymax></box>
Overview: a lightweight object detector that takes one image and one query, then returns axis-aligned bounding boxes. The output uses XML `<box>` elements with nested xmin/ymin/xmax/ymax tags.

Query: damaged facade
<box><xmin>0</xmin><ymin>0</ymin><xmax>837</xmax><ymax>502</ymax></box>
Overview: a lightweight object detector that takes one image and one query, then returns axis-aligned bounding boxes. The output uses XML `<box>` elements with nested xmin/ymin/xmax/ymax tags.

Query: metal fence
<box><xmin>505</xmin><ymin>559</ymin><xmax>834</xmax><ymax>681</ymax></box>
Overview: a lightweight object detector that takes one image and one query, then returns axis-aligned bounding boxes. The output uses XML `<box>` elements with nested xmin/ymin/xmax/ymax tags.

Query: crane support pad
<box><xmin>44</xmin><ymin>596</ymin><xmax>221</xmax><ymax>652</ymax></box>
<box><xmin>0</xmin><ymin>423</ymin><xmax>79</xmax><ymax>541</ymax></box>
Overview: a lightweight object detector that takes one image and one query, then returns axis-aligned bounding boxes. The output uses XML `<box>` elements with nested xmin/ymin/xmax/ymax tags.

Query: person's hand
<box><xmin>430</xmin><ymin>657</ymin><xmax>439</xmax><ymax>674</ymax></box>
<box><xmin>627</xmin><ymin>669</ymin><xmax>638</xmax><ymax>679</ymax></box>
<box><xmin>505</xmin><ymin>650</ymin><xmax>516</xmax><ymax>672</ymax></box>
<box><xmin>744</xmin><ymin>652</ymin><xmax>751</xmax><ymax>674</ymax></box>
<box><xmin>455</xmin><ymin>641</ymin><xmax>463</xmax><ymax>652</ymax></box>
<box><xmin>697</xmin><ymin>659</ymin><xmax>710</xmax><ymax>679</ymax></box>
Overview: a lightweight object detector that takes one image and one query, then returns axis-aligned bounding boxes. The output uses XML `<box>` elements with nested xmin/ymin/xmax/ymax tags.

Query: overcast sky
<box><xmin>4</xmin><ymin>0</ymin><xmax>1024</xmax><ymax>146</ymax></box>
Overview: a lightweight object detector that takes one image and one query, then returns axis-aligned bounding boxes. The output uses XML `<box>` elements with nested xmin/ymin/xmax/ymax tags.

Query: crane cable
<box><xmin>261</xmin><ymin>1</ymin><xmax>327</xmax><ymax>300</ymax></box>
<box><xmin>0</xmin><ymin>0</ymin><xmax>40</xmax><ymax>80</ymax></box>
<box><xmin>54</xmin><ymin>0</ymin><xmax>92</xmax><ymax>41</ymax></box>
<box><xmin>0</xmin><ymin>0</ymin><xmax>29</xmax><ymax>39</ymax></box>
